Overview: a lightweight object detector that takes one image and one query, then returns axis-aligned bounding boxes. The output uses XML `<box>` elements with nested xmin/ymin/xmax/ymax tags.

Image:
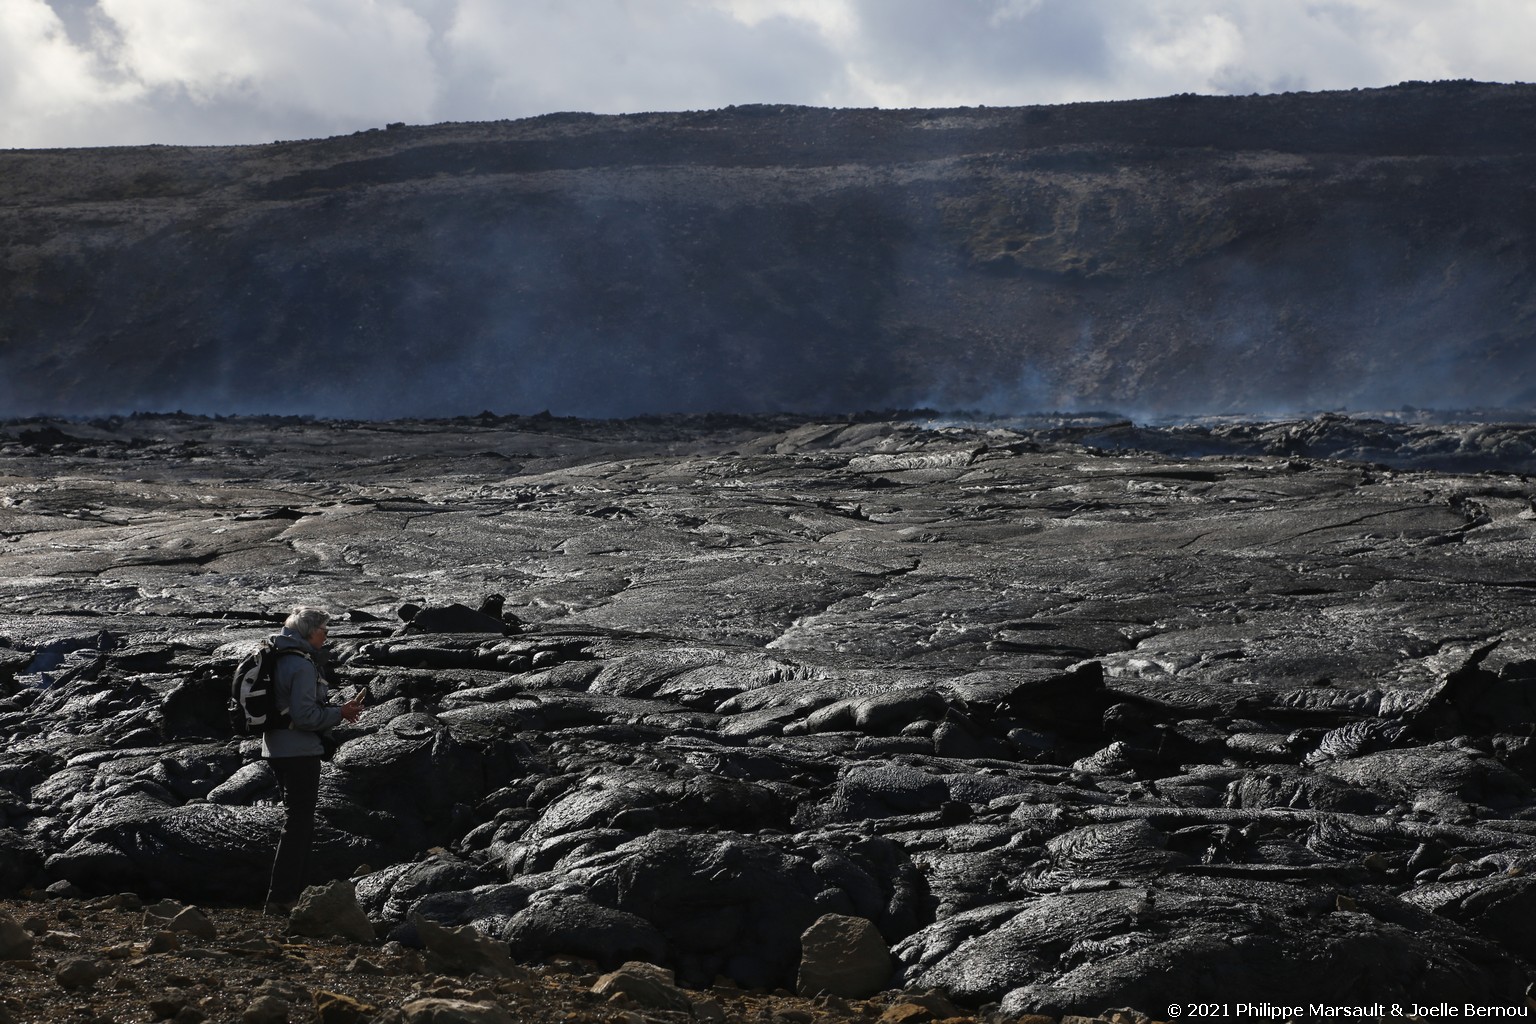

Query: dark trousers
<box><xmin>266</xmin><ymin>755</ymin><xmax>322</xmax><ymax>904</ymax></box>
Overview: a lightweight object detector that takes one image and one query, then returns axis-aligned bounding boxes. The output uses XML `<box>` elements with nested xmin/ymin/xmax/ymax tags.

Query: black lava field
<box><xmin>5</xmin><ymin>410</ymin><xmax>1536</xmax><ymax>1013</ymax></box>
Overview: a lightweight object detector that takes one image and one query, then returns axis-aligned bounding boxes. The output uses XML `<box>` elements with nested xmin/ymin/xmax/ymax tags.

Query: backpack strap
<box><xmin>268</xmin><ymin>647</ymin><xmax>321</xmax><ymax>724</ymax></box>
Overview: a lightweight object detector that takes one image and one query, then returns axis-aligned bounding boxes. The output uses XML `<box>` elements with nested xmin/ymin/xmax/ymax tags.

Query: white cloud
<box><xmin>100</xmin><ymin>0</ymin><xmax>441</xmax><ymax>118</ymax></box>
<box><xmin>712</xmin><ymin>0</ymin><xmax>857</xmax><ymax>37</ymax></box>
<box><xmin>835</xmin><ymin>0</ymin><xmax>1535</xmax><ymax>108</ymax></box>
<box><xmin>1348</xmin><ymin>0</ymin><xmax>1536</xmax><ymax>85</ymax></box>
<box><xmin>3</xmin><ymin>0</ymin><xmax>1532</xmax><ymax>148</ymax></box>
<box><xmin>1128</xmin><ymin>10</ymin><xmax>1243</xmax><ymax>80</ymax></box>
<box><xmin>437</xmin><ymin>0</ymin><xmax>843</xmax><ymax>118</ymax></box>
<box><xmin>0</xmin><ymin>0</ymin><xmax>137</xmax><ymax>146</ymax></box>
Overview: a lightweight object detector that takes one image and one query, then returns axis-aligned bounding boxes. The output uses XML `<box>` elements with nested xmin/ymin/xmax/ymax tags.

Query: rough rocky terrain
<box><xmin>5</xmin><ymin>411</ymin><xmax>1536</xmax><ymax>1019</ymax></box>
<box><xmin>3</xmin><ymin>81</ymin><xmax>1536</xmax><ymax>418</ymax></box>
<box><xmin>2</xmin><ymin>890</ymin><xmax>985</xmax><ymax>1024</ymax></box>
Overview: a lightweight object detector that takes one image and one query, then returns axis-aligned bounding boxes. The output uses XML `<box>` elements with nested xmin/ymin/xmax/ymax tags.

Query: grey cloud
<box><xmin>17</xmin><ymin>0</ymin><xmax>1536</xmax><ymax>149</ymax></box>
<box><xmin>836</xmin><ymin>0</ymin><xmax>1515</xmax><ymax>109</ymax></box>
<box><xmin>39</xmin><ymin>0</ymin><xmax>108</xmax><ymax>48</ymax></box>
<box><xmin>432</xmin><ymin>1</ymin><xmax>845</xmax><ymax>123</ymax></box>
<box><xmin>119</xmin><ymin>90</ymin><xmax>381</xmax><ymax>147</ymax></box>
<box><xmin>33</xmin><ymin>0</ymin><xmax>846</xmax><ymax>145</ymax></box>
<box><xmin>852</xmin><ymin>0</ymin><xmax>1111</xmax><ymax>86</ymax></box>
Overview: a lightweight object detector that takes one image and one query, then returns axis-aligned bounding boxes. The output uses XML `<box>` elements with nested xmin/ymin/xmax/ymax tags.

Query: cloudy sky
<box><xmin>3</xmin><ymin>0</ymin><xmax>1533</xmax><ymax>149</ymax></box>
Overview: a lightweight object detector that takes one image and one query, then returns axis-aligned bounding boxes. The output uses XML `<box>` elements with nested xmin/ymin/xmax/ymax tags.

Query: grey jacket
<box><xmin>259</xmin><ymin>627</ymin><xmax>343</xmax><ymax>758</ymax></box>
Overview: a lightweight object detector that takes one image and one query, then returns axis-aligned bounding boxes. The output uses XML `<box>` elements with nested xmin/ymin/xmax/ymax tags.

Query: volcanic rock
<box><xmin>0</xmin><ymin>912</ymin><xmax>33</xmax><ymax>959</ymax></box>
<box><xmin>5</xmin><ymin>413</ymin><xmax>1536</xmax><ymax>1012</ymax></box>
<box><xmin>55</xmin><ymin>956</ymin><xmax>112</xmax><ymax>990</ymax></box>
<box><xmin>143</xmin><ymin>899</ymin><xmax>215</xmax><ymax>936</ymax></box>
<box><xmin>796</xmin><ymin>913</ymin><xmax>893</xmax><ymax>998</ymax></box>
<box><xmin>502</xmin><ymin>891</ymin><xmax>666</xmax><ymax>969</ymax></box>
<box><xmin>289</xmin><ymin>880</ymin><xmax>376</xmax><ymax>945</ymax></box>
<box><xmin>590</xmin><ymin>961</ymin><xmax>695</xmax><ymax>1013</ymax></box>
<box><xmin>411</xmin><ymin>914</ymin><xmax>523</xmax><ymax>979</ymax></box>
<box><xmin>399</xmin><ymin>1000</ymin><xmax>514</xmax><ymax>1024</ymax></box>
<box><xmin>400</xmin><ymin>605</ymin><xmax>512</xmax><ymax>637</ymax></box>
<box><xmin>314</xmin><ymin>990</ymin><xmax>377</xmax><ymax>1024</ymax></box>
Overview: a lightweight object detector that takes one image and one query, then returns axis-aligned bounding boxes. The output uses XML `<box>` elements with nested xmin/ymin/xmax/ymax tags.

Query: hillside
<box><xmin>2</xmin><ymin>81</ymin><xmax>1535</xmax><ymax>418</ymax></box>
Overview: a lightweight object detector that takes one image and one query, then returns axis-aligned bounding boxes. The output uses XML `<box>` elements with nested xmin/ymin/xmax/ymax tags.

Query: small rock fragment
<box><xmin>255</xmin><ymin>979</ymin><xmax>311</xmax><ymax>1005</ymax></box>
<box><xmin>41</xmin><ymin>928</ymin><xmax>81</xmax><ymax>949</ymax></box>
<box><xmin>167</xmin><ymin>906</ymin><xmax>218</xmax><ymax>940</ymax></box>
<box><xmin>314</xmin><ymin>990</ymin><xmax>377</xmax><ymax>1024</ymax></box>
<box><xmin>143</xmin><ymin>898</ymin><xmax>186</xmax><ymax>923</ymax></box>
<box><xmin>89</xmin><ymin>892</ymin><xmax>144</xmax><ymax>913</ymax></box>
<box><xmin>882</xmin><ymin>990</ymin><xmax>964</xmax><ymax>1022</ymax></box>
<box><xmin>693</xmin><ymin>994</ymin><xmax>727</xmax><ymax>1023</ymax></box>
<box><xmin>401</xmin><ymin>998</ymin><xmax>515</xmax><ymax>1024</ymax></box>
<box><xmin>241</xmin><ymin>995</ymin><xmax>289</xmax><ymax>1024</ymax></box>
<box><xmin>1103</xmin><ymin>1009</ymin><xmax>1152</xmax><ymax>1024</ymax></box>
<box><xmin>149</xmin><ymin>996</ymin><xmax>189</xmax><ymax>1019</ymax></box>
<box><xmin>289</xmin><ymin>880</ymin><xmax>376</xmax><ymax>944</ymax></box>
<box><xmin>144</xmin><ymin>930</ymin><xmax>181</xmax><ymax>954</ymax></box>
<box><xmin>56</xmin><ymin>956</ymin><xmax>112</xmax><ymax>990</ymax></box>
<box><xmin>227</xmin><ymin>931</ymin><xmax>285</xmax><ymax>957</ymax></box>
<box><xmin>590</xmin><ymin>961</ymin><xmax>695</xmax><ymax>1014</ymax></box>
<box><xmin>412</xmin><ymin>914</ymin><xmax>524</xmax><ymax>979</ymax></box>
<box><xmin>242</xmin><ymin>980</ymin><xmax>311</xmax><ymax>1024</ymax></box>
<box><xmin>797</xmin><ymin>913</ymin><xmax>892</xmax><ymax>999</ymax></box>
<box><xmin>0</xmin><ymin>914</ymin><xmax>34</xmax><ymax>959</ymax></box>
<box><xmin>345</xmin><ymin>955</ymin><xmax>389</xmax><ymax>974</ymax></box>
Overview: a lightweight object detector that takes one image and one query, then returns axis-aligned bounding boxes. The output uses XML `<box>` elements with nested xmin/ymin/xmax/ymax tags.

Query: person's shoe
<box><xmin>262</xmin><ymin>899</ymin><xmax>296</xmax><ymax>917</ymax></box>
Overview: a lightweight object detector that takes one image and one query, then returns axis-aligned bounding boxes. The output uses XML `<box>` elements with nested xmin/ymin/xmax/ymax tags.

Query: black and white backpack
<box><xmin>229</xmin><ymin>641</ymin><xmax>311</xmax><ymax>735</ymax></box>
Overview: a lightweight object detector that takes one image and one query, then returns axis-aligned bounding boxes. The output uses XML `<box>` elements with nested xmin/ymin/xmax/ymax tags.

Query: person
<box><xmin>262</xmin><ymin>605</ymin><xmax>363</xmax><ymax>915</ymax></box>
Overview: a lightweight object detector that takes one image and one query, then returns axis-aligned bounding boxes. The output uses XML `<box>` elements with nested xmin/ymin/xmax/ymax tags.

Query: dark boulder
<box><xmin>503</xmin><ymin>891</ymin><xmax>668</xmax><ymax>968</ymax></box>
<box><xmin>515</xmin><ymin>767</ymin><xmax>790</xmax><ymax>843</ymax></box>
<box><xmin>323</xmin><ymin>712</ymin><xmax>500</xmax><ymax>856</ymax></box>
<box><xmin>990</xmin><ymin>662</ymin><xmax>1109</xmax><ymax>740</ymax></box>
<box><xmin>0</xmin><ymin>827</ymin><xmax>44</xmax><ymax>894</ymax></box>
<box><xmin>896</xmin><ymin>876</ymin><xmax>1529</xmax><ymax>1014</ymax></box>
<box><xmin>400</xmin><ymin>604</ymin><xmax>512</xmax><ymax>636</ymax></box>
<box><xmin>355</xmin><ymin>853</ymin><xmax>504</xmax><ymax>931</ymax></box>
<box><xmin>1409</xmin><ymin>647</ymin><xmax>1536</xmax><ymax>739</ymax></box>
<box><xmin>44</xmin><ymin>803</ymin><xmax>374</xmax><ymax>902</ymax></box>
<box><xmin>1402</xmin><ymin>874</ymin><xmax>1536</xmax><ymax>966</ymax></box>
<box><xmin>550</xmin><ymin>830</ymin><xmax>904</xmax><ymax>989</ymax></box>
<box><xmin>824</xmin><ymin>763</ymin><xmax>949</xmax><ymax>821</ymax></box>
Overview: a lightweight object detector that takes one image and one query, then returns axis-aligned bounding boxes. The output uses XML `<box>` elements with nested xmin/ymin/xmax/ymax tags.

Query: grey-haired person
<box><xmin>262</xmin><ymin>605</ymin><xmax>363</xmax><ymax>914</ymax></box>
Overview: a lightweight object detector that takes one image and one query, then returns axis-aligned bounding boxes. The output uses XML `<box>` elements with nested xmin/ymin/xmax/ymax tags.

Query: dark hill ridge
<box><xmin>2</xmin><ymin>81</ymin><xmax>1535</xmax><ymax>419</ymax></box>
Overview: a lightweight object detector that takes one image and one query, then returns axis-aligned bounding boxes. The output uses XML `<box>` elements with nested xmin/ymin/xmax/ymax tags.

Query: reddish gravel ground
<box><xmin>0</xmin><ymin>893</ymin><xmax>1120</xmax><ymax>1024</ymax></box>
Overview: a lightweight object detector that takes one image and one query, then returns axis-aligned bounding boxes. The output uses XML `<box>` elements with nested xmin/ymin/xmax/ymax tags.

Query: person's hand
<box><xmin>339</xmin><ymin>697</ymin><xmax>364</xmax><ymax>723</ymax></box>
